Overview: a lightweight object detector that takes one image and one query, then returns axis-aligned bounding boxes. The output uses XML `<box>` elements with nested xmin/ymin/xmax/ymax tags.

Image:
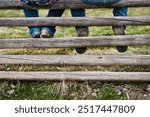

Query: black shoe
<box><xmin>113</xmin><ymin>26</ymin><xmax>128</xmax><ymax>53</ymax></box>
<box><xmin>75</xmin><ymin>47</ymin><xmax>87</xmax><ymax>54</ymax></box>
<box><xmin>75</xmin><ymin>27</ymin><xmax>89</xmax><ymax>54</ymax></box>
<box><xmin>116</xmin><ymin>46</ymin><xmax>128</xmax><ymax>53</ymax></box>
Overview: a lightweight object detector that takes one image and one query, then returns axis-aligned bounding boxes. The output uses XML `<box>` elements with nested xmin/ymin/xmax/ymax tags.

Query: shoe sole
<box><xmin>75</xmin><ymin>47</ymin><xmax>87</xmax><ymax>54</ymax></box>
<box><xmin>117</xmin><ymin>46</ymin><xmax>128</xmax><ymax>53</ymax></box>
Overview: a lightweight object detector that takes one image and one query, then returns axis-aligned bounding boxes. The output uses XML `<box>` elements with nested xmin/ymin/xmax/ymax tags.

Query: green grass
<box><xmin>0</xmin><ymin>8</ymin><xmax>150</xmax><ymax>100</ymax></box>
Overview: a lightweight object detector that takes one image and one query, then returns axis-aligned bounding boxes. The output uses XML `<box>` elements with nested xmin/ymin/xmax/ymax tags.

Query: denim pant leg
<box><xmin>70</xmin><ymin>9</ymin><xmax>87</xmax><ymax>33</ymax></box>
<box><xmin>80</xmin><ymin>0</ymin><xmax>121</xmax><ymax>5</ymax></box>
<box><xmin>23</xmin><ymin>9</ymin><xmax>41</xmax><ymax>34</ymax></box>
<box><xmin>113</xmin><ymin>7</ymin><xmax>128</xmax><ymax>16</ymax></box>
<box><xmin>47</xmin><ymin>9</ymin><xmax>65</xmax><ymax>35</ymax></box>
<box><xmin>113</xmin><ymin>7</ymin><xmax>128</xmax><ymax>29</ymax></box>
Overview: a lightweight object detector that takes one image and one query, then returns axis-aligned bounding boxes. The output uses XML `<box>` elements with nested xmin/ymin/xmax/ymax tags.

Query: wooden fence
<box><xmin>0</xmin><ymin>0</ymin><xmax>150</xmax><ymax>81</ymax></box>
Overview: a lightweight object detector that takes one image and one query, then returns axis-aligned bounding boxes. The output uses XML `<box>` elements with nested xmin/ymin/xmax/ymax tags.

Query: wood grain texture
<box><xmin>0</xmin><ymin>71</ymin><xmax>150</xmax><ymax>82</ymax></box>
<box><xmin>0</xmin><ymin>0</ymin><xmax>150</xmax><ymax>9</ymax></box>
<box><xmin>0</xmin><ymin>35</ymin><xmax>150</xmax><ymax>49</ymax></box>
<box><xmin>0</xmin><ymin>17</ymin><xmax>150</xmax><ymax>26</ymax></box>
<box><xmin>0</xmin><ymin>55</ymin><xmax>150</xmax><ymax>65</ymax></box>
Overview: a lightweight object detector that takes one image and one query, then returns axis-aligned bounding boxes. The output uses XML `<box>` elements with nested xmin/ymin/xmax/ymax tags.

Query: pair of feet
<box><xmin>30</xmin><ymin>27</ymin><xmax>88</xmax><ymax>54</ymax></box>
<box><xmin>76</xmin><ymin>26</ymin><xmax>128</xmax><ymax>54</ymax></box>
<box><xmin>30</xmin><ymin>28</ymin><xmax>53</xmax><ymax>38</ymax></box>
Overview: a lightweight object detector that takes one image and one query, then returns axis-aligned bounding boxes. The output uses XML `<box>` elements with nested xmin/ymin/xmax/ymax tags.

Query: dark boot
<box><xmin>75</xmin><ymin>27</ymin><xmax>89</xmax><ymax>54</ymax></box>
<box><xmin>113</xmin><ymin>26</ymin><xmax>128</xmax><ymax>53</ymax></box>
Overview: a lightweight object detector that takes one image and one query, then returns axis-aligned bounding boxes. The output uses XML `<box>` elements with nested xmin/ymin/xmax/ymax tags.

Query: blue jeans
<box><xmin>113</xmin><ymin>7</ymin><xmax>128</xmax><ymax>17</ymax></box>
<box><xmin>80</xmin><ymin>0</ymin><xmax>128</xmax><ymax>28</ymax></box>
<box><xmin>113</xmin><ymin>7</ymin><xmax>128</xmax><ymax>29</ymax></box>
<box><xmin>23</xmin><ymin>9</ymin><xmax>86</xmax><ymax>36</ymax></box>
<box><xmin>81</xmin><ymin>0</ymin><xmax>121</xmax><ymax>5</ymax></box>
<box><xmin>23</xmin><ymin>7</ymin><xmax>128</xmax><ymax>36</ymax></box>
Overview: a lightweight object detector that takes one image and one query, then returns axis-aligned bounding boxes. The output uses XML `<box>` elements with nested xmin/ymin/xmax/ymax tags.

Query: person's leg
<box><xmin>113</xmin><ymin>7</ymin><xmax>128</xmax><ymax>17</ymax></box>
<box><xmin>71</xmin><ymin>9</ymin><xmax>89</xmax><ymax>54</ymax></box>
<box><xmin>113</xmin><ymin>7</ymin><xmax>128</xmax><ymax>52</ymax></box>
<box><xmin>40</xmin><ymin>9</ymin><xmax>65</xmax><ymax>38</ymax></box>
<box><xmin>23</xmin><ymin>9</ymin><xmax>41</xmax><ymax>38</ymax></box>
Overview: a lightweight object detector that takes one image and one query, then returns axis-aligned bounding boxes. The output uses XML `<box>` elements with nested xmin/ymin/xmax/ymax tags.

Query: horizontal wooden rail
<box><xmin>0</xmin><ymin>17</ymin><xmax>150</xmax><ymax>26</ymax></box>
<box><xmin>0</xmin><ymin>55</ymin><xmax>150</xmax><ymax>66</ymax></box>
<box><xmin>0</xmin><ymin>71</ymin><xmax>150</xmax><ymax>82</ymax></box>
<box><xmin>0</xmin><ymin>0</ymin><xmax>150</xmax><ymax>9</ymax></box>
<box><xmin>0</xmin><ymin>35</ymin><xmax>150</xmax><ymax>49</ymax></box>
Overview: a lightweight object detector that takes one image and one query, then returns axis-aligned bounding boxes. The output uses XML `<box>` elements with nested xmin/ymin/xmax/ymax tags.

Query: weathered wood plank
<box><xmin>0</xmin><ymin>55</ymin><xmax>150</xmax><ymax>66</ymax></box>
<box><xmin>0</xmin><ymin>17</ymin><xmax>150</xmax><ymax>26</ymax></box>
<box><xmin>0</xmin><ymin>35</ymin><xmax>150</xmax><ymax>49</ymax></box>
<box><xmin>0</xmin><ymin>71</ymin><xmax>149</xmax><ymax>82</ymax></box>
<box><xmin>0</xmin><ymin>0</ymin><xmax>150</xmax><ymax>9</ymax></box>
